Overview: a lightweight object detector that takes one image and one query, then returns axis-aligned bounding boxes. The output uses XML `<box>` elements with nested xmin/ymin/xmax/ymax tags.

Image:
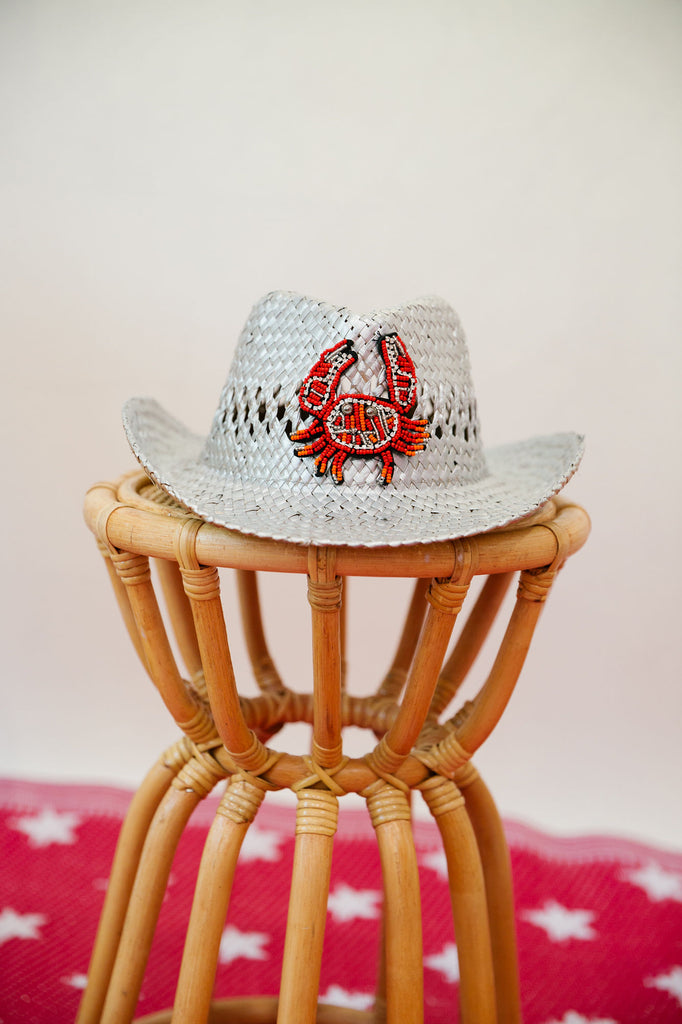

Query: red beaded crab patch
<box><xmin>290</xmin><ymin>333</ymin><xmax>430</xmax><ymax>485</ymax></box>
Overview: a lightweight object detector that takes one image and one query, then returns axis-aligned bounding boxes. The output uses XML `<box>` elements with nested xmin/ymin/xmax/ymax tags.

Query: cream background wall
<box><xmin>2</xmin><ymin>1</ymin><xmax>681</xmax><ymax>847</ymax></box>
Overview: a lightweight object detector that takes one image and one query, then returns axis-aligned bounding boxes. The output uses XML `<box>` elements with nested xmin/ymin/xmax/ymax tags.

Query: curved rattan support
<box><xmin>375</xmin><ymin>577</ymin><xmax>429</xmax><ymax>703</ymax></box>
<box><xmin>85</xmin><ymin>474</ymin><xmax>590</xmax><ymax>579</ymax></box>
<box><xmin>171</xmin><ymin>775</ymin><xmax>270</xmax><ymax>1024</ymax></box>
<box><xmin>430</xmin><ymin>571</ymin><xmax>514</xmax><ymax>719</ymax></box>
<box><xmin>175</xmin><ymin>523</ymin><xmax>268</xmax><ymax>772</ymax></box>
<box><xmin>278</xmin><ymin>785</ymin><xmax>340</xmax><ymax>1024</ymax></box>
<box><xmin>456</xmin><ymin>762</ymin><xmax>521</xmax><ymax>1024</ymax></box>
<box><xmin>137</xmin><ymin>997</ymin><xmax>373</xmax><ymax>1023</ymax></box>
<box><xmin>236</xmin><ymin>570</ymin><xmax>289</xmax><ymax>695</ymax></box>
<box><xmin>154</xmin><ymin>557</ymin><xmax>206</xmax><ymax>690</ymax></box>
<box><xmin>82</xmin><ymin>471</ymin><xmax>591</xmax><ymax>1023</ymax></box>
<box><xmin>76</xmin><ymin>737</ymin><xmax>194</xmax><ymax>1024</ymax></box>
<box><xmin>105</xmin><ymin>545</ymin><xmax>215</xmax><ymax>746</ymax></box>
<box><xmin>364</xmin><ymin>780</ymin><xmax>423</xmax><ymax>1024</ymax></box>
<box><xmin>307</xmin><ymin>548</ymin><xmax>344</xmax><ymax>768</ymax></box>
<box><xmin>100</xmin><ymin>746</ymin><xmax>229</xmax><ymax>1024</ymax></box>
<box><xmin>453</xmin><ymin>560</ymin><xmax>566</xmax><ymax>758</ymax></box>
<box><xmin>419</xmin><ymin>775</ymin><xmax>496</xmax><ymax>1024</ymax></box>
<box><xmin>367</xmin><ymin>566</ymin><xmax>472</xmax><ymax>779</ymax></box>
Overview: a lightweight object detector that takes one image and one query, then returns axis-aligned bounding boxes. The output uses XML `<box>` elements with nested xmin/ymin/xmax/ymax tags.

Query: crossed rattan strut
<box><xmin>79</xmin><ymin>471</ymin><xmax>590</xmax><ymax>1024</ymax></box>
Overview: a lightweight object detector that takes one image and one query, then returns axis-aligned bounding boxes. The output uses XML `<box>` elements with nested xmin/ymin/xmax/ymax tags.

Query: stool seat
<box><xmin>79</xmin><ymin>470</ymin><xmax>589</xmax><ymax>1024</ymax></box>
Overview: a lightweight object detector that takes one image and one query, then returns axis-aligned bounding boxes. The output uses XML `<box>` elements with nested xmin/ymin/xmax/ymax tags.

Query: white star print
<box><xmin>623</xmin><ymin>862</ymin><xmax>682</xmax><ymax>903</ymax></box>
<box><xmin>320</xmin><ymin>985</ymin><xmax>374</xmax><ymax>1010</ymax></box>
<box><xmin>543</xmin><ymin>1013</ymin><xmax>618</xmax><ymax>1024</ymax></box>
<box><xmin>61</xmin><ymin>973</ymin><xmax>88</xmax><ymax>990</ymax></box>
<box><xmin>521</xmin><ymin>901</ymin><xmax>597</xmax><ymax>942</ymax></box>
<box><xmin>239</xmin><ymin>824</ymin><xmax>285</xmax><ymax>863</ymax></box>
<box><xmin>8</xmin><ymin>807</ymin><xmax>81</xmax><ymax>848</ymax></box>
<box><xmin>218</xmin><ymin>924</ymin><xmax>269</xmax><ymax>965</ymax></box>
<box><xmin>645</xmin><ymin>966</ymin><xmax>682</xmax><ymax>1007</ymax></box>
<box><xmin>425</xmin><ymin>942</ymin><xmax>460</xmax><ymax>985</ymax></box>
<box><xmin>421</xmin><ymin>849</ymin><xmax>449</xmax><ymax>879</ymax></box>
<box><xmin>0</xmin><ymin>907</ymin><xmax>47</xmax><ymax>946</ymax></box>
<box><xmin>327</xmin><ymin>883</ymin><xmax>381</xmax><ymax>923</ymax></box>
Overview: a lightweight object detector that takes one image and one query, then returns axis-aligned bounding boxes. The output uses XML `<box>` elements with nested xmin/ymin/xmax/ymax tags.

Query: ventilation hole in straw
<box><xmin>257</xmin><ymin>402</ymin><xmax>266</xmax><ymax>423</ymax></box>
<box><xmin>276</xmin><ymin>403</ymin><xmax>286</xmax><ymax>421</ymax></box>
<box><xmin>435</xmin><ymin>424</ymin><xmax>443</xmax><ymax>439</ymax></box>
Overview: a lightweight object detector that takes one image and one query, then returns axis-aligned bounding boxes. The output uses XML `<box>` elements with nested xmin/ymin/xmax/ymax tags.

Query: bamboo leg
<box><xmin>178</xmin><ymin>548</ymin><xmax>268</xmax><ymax>772</ymax></box>
<box><xmin>76</xmin><ymin>738</ymin><xmax>192</xmax><ymax>1024</ymax></box>
<box><xmin>171</xmin><ymin>776</ymin><xmax>269</xmax><ymax>1024</ymax></box>
<box><xmin>365</xmin><ymin>782</ymin><xmax>423</xmax><ymax>1024</ymax></box>
<box><xmin>307</xmin><ymin>548</ymin><xmax>343</xmax><ymax>769</ymax></box>
<box><xmin>457</xmin><ymin>765</ymin><xmax>521</xmax><ymax>1024</ymax></box>
<box><xmin>371</xmin><ymin>572</ymin><xmax>471</xmax><ymax>779</ymax></box>
<box><xmin>98</xmin><ymin>541</ymin><xmax>150</xmax><ymax>677</ymax></box>
<box><xmin>430</xmin><ymin>573</ymin><xmax>514</xmax><ymax>718</ymax></box>
<box><xmin>277</xmin><ymin>789</ymin><xmax>338</xmax><ymax>1024</ymax></box>
<box><xmin>375</xmin><ymin>577</ymin><xmax>429</xmax><ymax>703</ymax></box>
<box><xmin>340</xmin><ymin>574</ymin><xmax>348</xmax><ymax>690</ymax></box>
<box><xmin>110</xmin><ymin>550</ymin><xmax>215</xmax><ymax>745</ymax></box>
<box><xmin>419</xmin><ymin>776</ymin><xmax>497</xmax><ymax>1024</ymax></box>
<box><xmin>155</xmin><ymin>558</ymin><xmax>204</xmax><ymax>685</ymax></box>
<box><xmin>455</xmin><ymin>567</ymin><xmax>560</xmax><ymax>756</ymax></box>
<box><xmin>236</xmin><ymin>570</ymin><xmax>287</xmax><ymax>693</ymax></box>
<box><xmin>100</xmin><ymin>751</ymin><xmax>227</xmax><ymax>1024</ymax></box>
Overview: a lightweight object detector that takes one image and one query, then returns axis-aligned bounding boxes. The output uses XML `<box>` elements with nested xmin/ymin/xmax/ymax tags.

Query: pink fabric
<box><xmin>2</xmin><ymin>777</ymin><xmax>681</xmax><ymax>1023</ymax></box>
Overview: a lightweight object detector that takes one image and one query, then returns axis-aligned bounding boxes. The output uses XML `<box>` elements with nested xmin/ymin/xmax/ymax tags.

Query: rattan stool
<box><xmin>79</xmin><ymin>470</ymin><xmax>589</xmax><ymax>1024</ymax></box>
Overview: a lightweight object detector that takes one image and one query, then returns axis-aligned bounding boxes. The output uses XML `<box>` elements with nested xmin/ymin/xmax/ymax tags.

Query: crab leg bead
<box><xmin>314</xmin><ymin>444</ymin><xmax>337</xmax><ymax>476</ymax></box>
<box><xmin>294</xmin><ymin>435</ymin><xmax>327</xmax><ymax>458</ymax></box>
<box><xmin>290</xmin><ymin>422</ymin><xmax>324</xmax><ymax>442</ymax></box>
<box><xmin>330</xmin><ymin>450</ymin><xmax>348</xmax><ymax>484</ymax></box>
<box><xmin>380</xmin><ymin>451</ymin><xmax>395</xmax><ymax>484</ymax></box>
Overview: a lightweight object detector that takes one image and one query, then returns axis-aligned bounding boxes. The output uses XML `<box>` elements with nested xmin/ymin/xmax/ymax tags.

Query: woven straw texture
<box><xmin>123</xmin><ymin>292</ymin><xmax>583</xmax><ymax>547</ymax></box>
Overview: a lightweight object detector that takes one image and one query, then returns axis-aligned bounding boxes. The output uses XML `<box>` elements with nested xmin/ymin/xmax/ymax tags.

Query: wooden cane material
<box><xmin>137</xmin><ymin>997</ymin><xmax>373</xmax><ymax>1023</ymax></box>
<box><xmin>375</xmin><ymin>577</ymin><xmax>429</xmax><ymax>703</ymax></box>
<box><xmin>85</xmin><ymin>476</ymin><xmax>590</xmax><ymax>579</ymax></box>
<box><xmin>171</xmin><ymin>776</ymin><xmax>269</xmax><ymax>1024</ymax></box>
<box><xmin>455</xmin><ymin>563</ymin><xmax>563</xmax><ymax>758</ymax></box>
<box><xmin>109</xmin><ymin>549</ymin><xmax>215</xmax><ymax>746</ymax></box>
<box><xmin>457</xmin><ymin>763</ymin><xmax>521</xmax><ymax>1024</ymax></box>
<box><xmin>365</xmin><ymin>781</ymin><xmax>423</xmax><ymax>1024</ymax></box>
<box><xmin>277</xmin><ymin>787</ymin><xmax>339</xmax><ymax>1024</ymax></box>
<box><xmin>307</xmin><ymin>547</ymin><xmax>344</xmax><ymax>769</ymax></box>
<box><xmin>236</xmin><ymin>570</ymin><xmax>287</xmax><ymax>694</ymax></box>
<box><xmin>76</xmin><ymin>738</ymin><xmax>192</xmax><ymax>1024</ymax></box>
<box><xmin>82</xmin><ymin>472</ymin><xmax>590</xmax><ymax>1023</ymax></box>
<box><xmin>101</xmin><ymin>749</ymin><xmax>228</xmax><ymax>1024</ymax></box>
<box><xmin>370</xmin><ymin>571</ymin><xmax>472</xmax><ymax>779</ymax></box>
<box><xmin>420</xmin><ymin>775</ymin><xmax>497</xmax><ymax>1024</ymax></box>
<box><xmin>155</xmin><ymin>557</ymin><xmax>205</xmax><ymax>683</ymax></box>
<box><xmin>430</xmin><ymin>572</ymin><xmax>514</xmax><ymax>718</ymax></box>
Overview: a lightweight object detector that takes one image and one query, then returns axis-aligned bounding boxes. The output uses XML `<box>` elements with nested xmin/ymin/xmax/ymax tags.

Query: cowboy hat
<box><xmin>123</xmin><ymin>291</ymin><xmax>583</xmax><ymax>547</ymax></box>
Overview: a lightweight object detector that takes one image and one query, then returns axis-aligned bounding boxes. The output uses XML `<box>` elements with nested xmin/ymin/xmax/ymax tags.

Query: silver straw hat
<box><xmin>123</xmin><ymin>291</ymin><xmax>584</xmax><ymax>548</ymax></box>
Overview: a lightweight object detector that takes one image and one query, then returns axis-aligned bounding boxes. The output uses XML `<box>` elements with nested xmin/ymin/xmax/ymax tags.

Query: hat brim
<box><xmin>123</xmin><ymin>398</ymin><xmax>584</xmax><ymax>548</ymax></box>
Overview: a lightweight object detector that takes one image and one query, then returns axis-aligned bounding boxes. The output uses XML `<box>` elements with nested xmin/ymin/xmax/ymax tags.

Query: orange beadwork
<box><xmin>290</xmin><ymin>334</ymin><xmax>430</xmax><ymax>485</ymax></box>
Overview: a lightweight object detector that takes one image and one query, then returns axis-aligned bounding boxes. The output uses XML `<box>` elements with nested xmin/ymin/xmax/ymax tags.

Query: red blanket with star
<box><xmin>2</xmin><ymin>778</ymin><xmax>681</xmax><ymax>1024</ymax></box>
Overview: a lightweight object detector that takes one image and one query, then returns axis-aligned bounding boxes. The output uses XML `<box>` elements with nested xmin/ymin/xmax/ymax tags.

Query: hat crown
<box><xmin>202</xmin><ymin>291</ymin><xmax>487</xmax><ymax>492</ymax></box>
